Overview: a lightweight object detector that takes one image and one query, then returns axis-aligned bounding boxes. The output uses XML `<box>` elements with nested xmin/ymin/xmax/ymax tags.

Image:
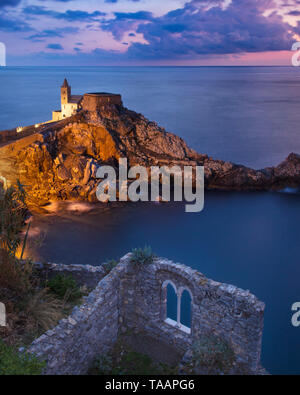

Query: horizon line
<box><xmin>1</xmin><ymin>65</ymin><xmax>297</xmax><ymax>68</ymax></box>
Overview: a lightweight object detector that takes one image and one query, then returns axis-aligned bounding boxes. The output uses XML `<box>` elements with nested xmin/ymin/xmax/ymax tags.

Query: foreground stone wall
<box><xmin>28</xmin><ymin>258</ymin><xmax>130</xmax><ymax>374</ymax></box>
<box><xmin>120</xmin><ymin>258</ymin><xmax>265</xmax><ymax>373</ymax></box>
<box><xmin>28</xmin><ymin>254</ymin><xmax>265</xmax><ymax>375</ymax></box>
<box><xmin>34</xmin><ymin>262</ymin><xmax>107</xmax><ymax>290</ymax></box>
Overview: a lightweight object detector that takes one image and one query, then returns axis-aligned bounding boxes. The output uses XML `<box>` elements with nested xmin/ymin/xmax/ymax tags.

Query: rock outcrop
<box><xmin>2</xmin><ymin>101</ymin><xmax>299</xmax><ymax>204</ymax></box>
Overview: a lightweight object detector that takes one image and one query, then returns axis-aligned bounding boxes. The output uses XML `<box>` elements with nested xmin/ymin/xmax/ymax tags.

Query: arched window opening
<box><xmin>162</xmin><ymin>281</ymin><xmax>192</xmax><ymax>335</ymax></box>
<box><xmin>166</xmin><ymin>283</ymin><xmax>177</xmax><ymax>322</ymax></box>
<box><xmin>180</xmin><ymin>289</ymin><xmax>192</xmax><ymax>332</ymax></box>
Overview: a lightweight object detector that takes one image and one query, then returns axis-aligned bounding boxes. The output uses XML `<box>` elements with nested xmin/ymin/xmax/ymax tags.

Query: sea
<box><xmin>1</xmin><ymin>66</ymin><xmax>300</xmax><ymax>374</ymax></box>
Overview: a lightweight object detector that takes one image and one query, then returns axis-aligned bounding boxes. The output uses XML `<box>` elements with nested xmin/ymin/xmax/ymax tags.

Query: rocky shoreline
<box><xmin>2</xmin><ymin>101</ymin><xmax>300</xmax><ymax>204</ymax></box>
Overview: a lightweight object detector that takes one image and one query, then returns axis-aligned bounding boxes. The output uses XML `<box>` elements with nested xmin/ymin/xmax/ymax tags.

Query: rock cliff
<box><xmin>6</xmin><ymin>102</ymin><xmax>300</xmax><ymax>204</ymax></box>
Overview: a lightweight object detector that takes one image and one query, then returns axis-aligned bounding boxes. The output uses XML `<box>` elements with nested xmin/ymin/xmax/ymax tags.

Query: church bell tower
<box><xmin>61</xmin><ymin>78</ymin><xmax>71</xmax><ymax>106</ymax></box>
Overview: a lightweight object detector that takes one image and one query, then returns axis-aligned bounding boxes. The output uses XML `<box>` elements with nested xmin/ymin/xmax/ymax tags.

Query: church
<box><xmin>52</xmin><ymin>78</ymin><xmax>83</xmax><ymax>121</ymax></box>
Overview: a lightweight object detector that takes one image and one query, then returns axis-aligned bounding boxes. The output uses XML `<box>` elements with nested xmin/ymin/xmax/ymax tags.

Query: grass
<box><xmin>19</xmin><ymin>288</ymin><xmax>64</xmax><ymax>333</ymax></box>
<box><xmin>1</xmin><ymin>269</ymin><xmax>88</xmax><ymax>348</ymax></box>
<box><xmin>92</xmin><ymin>340</ymin><xmax>177</xmax><ymax>375</ymax></box>
<box><xmin>0</xmin><ymin>340</ymin><xmax>45</xmax><ymax>375</ymax></box>
<box><xmin>191</xmin><ymin>334</ymin><xmax>236</xmax><ymax>374</ymax></box>
<box><xmin>47</xmin><ymin>273</ymin><xmax>84</xmax><ymax>303</ymax></box>
<box><xmin>0</xmin><ymin>182</ymin><xmax>87</xmax><ymax>358</ymax></box>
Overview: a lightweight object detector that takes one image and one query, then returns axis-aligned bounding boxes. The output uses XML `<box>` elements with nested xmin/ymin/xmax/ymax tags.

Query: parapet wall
<box><xmin>34</xmin><ymin>262</ymin><xmax>106</xmax><ymax>290</ymax></box>
<box><xmin>0</xmin><ymin>128</ymin><xmax>18</xmax><ymax>143</ymax></box>
<box><xmin>28</xmin><ymin>254</ymin><xmax>265</xmax><ymax>375</ymax></box>
<box><xmin>82</xmin><ymin>93</ymin><xmax>123</xmax><ymax>112</ymax></box>
<box><xmin>0</xmin><ymin>125</ymin><xmax>41</xmax><ymax>145</ymax></box>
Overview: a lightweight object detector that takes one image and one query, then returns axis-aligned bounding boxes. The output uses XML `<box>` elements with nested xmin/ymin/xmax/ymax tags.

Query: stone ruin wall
<box><xmin>28</xmin><ymin>254</ymin><xmax>265</xmax><ymax>375</ymax></box>
<box><xmin>120</xmin><ymin>258</ymin><xmax>265</xmax><ymax>373</ymax></box>
<box><xmin>28</xmin><ymin>260</ymin><xmax>126</xmax><ymax>375</ymax></box>
<box><xmin>34</xmin><ymin>261</ymin><xmax>107</xmax><ymax>290</ymax></box>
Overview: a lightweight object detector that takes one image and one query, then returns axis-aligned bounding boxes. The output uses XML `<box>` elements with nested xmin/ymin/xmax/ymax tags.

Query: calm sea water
<box><xmin>1</xmin><ymin>66</ymin><xmax>300</xmax><ymax>168</ymax></box>
<box><xmin>1</xmin><ymin>66</ymin><xmax>300</xmax><ymax>374</ymax></box>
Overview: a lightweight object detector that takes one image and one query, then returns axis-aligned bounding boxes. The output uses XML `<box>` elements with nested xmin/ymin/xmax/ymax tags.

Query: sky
<box><xmin>0</xmin><ymin>0</ymin><xmax>300</xmax><ymax>65</ymax></box>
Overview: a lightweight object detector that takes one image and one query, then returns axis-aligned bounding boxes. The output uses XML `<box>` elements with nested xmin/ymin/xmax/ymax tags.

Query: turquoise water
<box><xmin>1</xmin><ymin>67</ymin><xmax>300</xmax><ymax>374</ymax></box>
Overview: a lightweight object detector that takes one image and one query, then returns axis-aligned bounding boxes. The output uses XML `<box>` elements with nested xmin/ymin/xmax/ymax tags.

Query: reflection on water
<box><xmin>279</xmin><ymin>187</ymin><xmax>300</xmax><ymax>194</ymax></box>
<box><xmin>26</xmin><ymin>190</ymin><xmax>300</xmax><ymax>375</ymax></box>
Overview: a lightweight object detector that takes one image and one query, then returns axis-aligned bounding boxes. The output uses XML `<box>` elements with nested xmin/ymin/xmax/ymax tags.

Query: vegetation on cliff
<box><xmin>0</xmin><ymin>183</ymin><xmax>88</xmax><ymax>373</ymax></box>
<box><xmin>0</xmin><ymin>181</ymin><xmax>27</xmax><ymax>255</ymax></box>
<box><xmin>0</xmin><ymin>339</ymin><xmax>45</xmax><ymax>375</ymax></box>
<box><xmin>130</xmin><ymin>246</ymin><xmax>155</xmax><ymax>268</ymax></box>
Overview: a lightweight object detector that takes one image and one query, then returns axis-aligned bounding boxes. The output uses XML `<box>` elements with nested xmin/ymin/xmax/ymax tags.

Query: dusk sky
<box><xmin>1</xmin><ymin>0</ymin><xmax>300</xmax><ymax>65</ymax></box>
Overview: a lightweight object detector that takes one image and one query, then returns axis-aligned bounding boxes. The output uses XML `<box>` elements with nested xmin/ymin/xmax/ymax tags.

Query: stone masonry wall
<box><xmin>119</xmin><ymin>257</ymin><xmax>265</xmax><ymax>373</ymax></box>
<box><xmin>28</xmin><ymin>257</ymin><xmax>131</xmax><ymax>374</ymax></box>
<box><xmin>28</xmin><ymin>254</ymin><xmax>265</xmax><ymax>374</ymax></box>
<box><xmin>34</xmin><ymin>262</ymin><xmax>107</xmax><ymax>290</ymax></box>
<box><xmin>82</xmin><ymin>93</ymin><xmax>123</xmax><ymax>112</ymax></box>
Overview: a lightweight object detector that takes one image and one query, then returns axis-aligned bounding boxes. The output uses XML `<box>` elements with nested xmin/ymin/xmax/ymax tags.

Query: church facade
<box><xmin>52</xmin><ymin>78</ymin><xmax>83</xmax><ymax>121</ymax></box>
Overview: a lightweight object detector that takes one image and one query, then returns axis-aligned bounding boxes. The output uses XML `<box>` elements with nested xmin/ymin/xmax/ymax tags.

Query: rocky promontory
<box><xmin>1</xmin><ymin>100</ymin><xmax>300</xmax><ymax>205</ymax></box>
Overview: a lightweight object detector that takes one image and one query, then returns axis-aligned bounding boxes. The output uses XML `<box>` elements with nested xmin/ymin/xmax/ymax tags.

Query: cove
<box><xmin>25</xmin><ymin>189</ymin><xmax>300</xmax><ymax>375</ymax></box>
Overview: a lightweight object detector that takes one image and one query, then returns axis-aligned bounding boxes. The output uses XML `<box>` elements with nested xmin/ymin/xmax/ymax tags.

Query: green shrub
<box><xmin>0</xmin><ymin>340</ymin><xmax>45</xmax><ymax>375</ymax></box>
<box><xmin>192</xmin><ymin>334</ymin><xmax>235</xmax><ymax>374</ymax></box>
<box><xmin>130</xmin><ymin>246</ymin><xmax>155</xmax><ymax>267</ymax></box>
<box><xmin>47</xmin><ymin>274</ymin><xmax>82</xmax><ymax>302</ymax></box>
<box><xmin>95</xmin><ymin>354</ymin><xmax>114</xmax><ymax>375</ymax></box>
<box><xmin>0</xmin><ymin>181</ymin><xmax>27</xmax><ymax>256</ymax></box>
<box><xmin>103</xmin><ymin>259</ymin><xmax>118</xmax><ymax>274</ymax></box>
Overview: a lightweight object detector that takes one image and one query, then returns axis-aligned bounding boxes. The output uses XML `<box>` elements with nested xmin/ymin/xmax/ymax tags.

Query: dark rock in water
<box><xmin>1</xmin><ymin>100</ymin><xmax>300</xmax><ymax>204</ymax></box>
<box><xmin>273</xmin><ymin>153</ymin><xmax>300</xmax><ymax>187</ymax></box>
